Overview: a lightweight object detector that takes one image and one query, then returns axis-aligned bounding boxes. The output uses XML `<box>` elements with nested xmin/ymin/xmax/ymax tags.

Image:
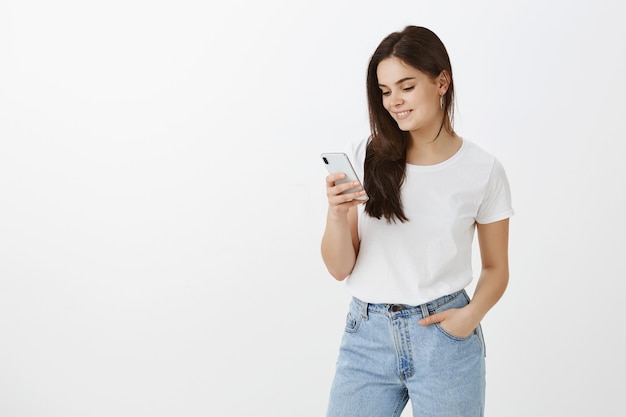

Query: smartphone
<box><xmin>321</xmin><ymin>152</ymin><xmax>367</xmax><ymax>200</ymax></box>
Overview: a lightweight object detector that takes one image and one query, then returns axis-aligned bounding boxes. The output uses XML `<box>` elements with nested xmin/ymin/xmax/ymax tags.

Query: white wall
<box><xmin>1</xmin><ymin>1</ymin><xmax>624</xmax><ymax>416</ymax></box>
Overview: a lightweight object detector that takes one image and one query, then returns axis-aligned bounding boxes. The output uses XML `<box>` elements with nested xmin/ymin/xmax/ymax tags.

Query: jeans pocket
<box><xmin>434</xmin><ymin>322</ymin><xmax>475</xmax><ymax>341</ymax></box>
<box><xmin>436</xmin><ymin>322</ymin><xmax>487</xmax><ymax>357</ymax></box>
<box><xmin>431</xmin><ymin>291</ymin><xmax>475</xmax><ymax>341</ymax></box>
<box><xmin>344</xmin><ymin>311</ymin><xmax>362</xmax><ymax>333</ymax></box>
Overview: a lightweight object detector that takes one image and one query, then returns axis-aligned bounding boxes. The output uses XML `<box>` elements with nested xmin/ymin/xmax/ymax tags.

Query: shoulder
<box><xmin>461</xmin><ymin>139</ymin><xmax>496</xmax><ymax>164</ymax></box>
<box><xmin>345</xmin><ymin>136</ymin><xmax>370</xmax><ymax>167</ymax></box>
<box><xmin>347</xmin><ymin>135</ymin><xmax>370</xmax><ymax>155</ymax></box>
<box><xmin>460</xmin><ymin>139</ymin><xmax>508</xmax><ymax>174</ymax></box>
<box><xmin>342</xmin><ymin>136</ymin><xmax>370</xmax><ymax>185</ymax></box>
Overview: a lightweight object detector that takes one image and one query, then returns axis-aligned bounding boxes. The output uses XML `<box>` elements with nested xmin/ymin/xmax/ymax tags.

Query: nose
<box><xmin>388</xmin><ymin>92</ymin><xmax>403</xmax><ymax>107</ymax></box>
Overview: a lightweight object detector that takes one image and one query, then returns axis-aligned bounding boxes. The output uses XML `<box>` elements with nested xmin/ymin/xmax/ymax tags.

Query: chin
<box><xmin>397</xmin><ymin>121</ymin><xmax>417</xmax><ymax>132</ymax></box>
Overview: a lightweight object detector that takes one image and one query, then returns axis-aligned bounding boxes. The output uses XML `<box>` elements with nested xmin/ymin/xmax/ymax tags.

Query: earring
<box><xmin>439</xmin><ymin>94</ymin><xmax>445</xmax><ymax>109</ymax></box>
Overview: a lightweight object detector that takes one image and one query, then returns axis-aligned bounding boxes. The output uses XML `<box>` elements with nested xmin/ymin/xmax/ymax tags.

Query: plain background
<box><xmin>1</xmin><ymin>0</ymin><xmax>625</xmax><ymax>416</ymax></box>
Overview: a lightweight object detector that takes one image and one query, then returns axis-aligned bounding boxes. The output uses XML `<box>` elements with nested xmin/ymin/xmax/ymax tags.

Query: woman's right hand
<box><xmin>325</xmin><ymin>173</ymin><xmax>368</xmax><ymax>216</ymax></box>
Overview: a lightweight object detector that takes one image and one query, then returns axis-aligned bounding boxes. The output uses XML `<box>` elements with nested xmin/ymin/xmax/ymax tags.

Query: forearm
<box><xmin>467</xmin><ymin>218</ymin><xmax>510</xmax><ymax>322</ymax></box>
<box><xmin>466</xmin><ymin>265</ymin><xmax>509</xmax><ymax>322</ymax></box>
<box><xmin>321</xmin><ymin>209</ymin><xmax>357</xmax><ymax>281</ymax></box>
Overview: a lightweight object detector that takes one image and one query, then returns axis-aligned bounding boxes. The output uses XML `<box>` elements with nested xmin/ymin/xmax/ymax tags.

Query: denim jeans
<box><xmin>326</xmin><ymin>290</ymin><xmax>486</xmax><ymax>417</ymax></box>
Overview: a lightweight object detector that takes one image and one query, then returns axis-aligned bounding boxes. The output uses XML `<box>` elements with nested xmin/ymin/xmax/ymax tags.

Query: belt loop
<box><xmin>419</xmin><ymin>303</ymin><xmax>430</xmax><ymax>318</ymax></box>
<box><xmin>361</xmin><ymin>301</ymin><xmax>369</xmax><ymax>320</ymax></box>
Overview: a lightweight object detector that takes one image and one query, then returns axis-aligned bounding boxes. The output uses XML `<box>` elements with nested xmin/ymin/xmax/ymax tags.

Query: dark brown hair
<box><xmin>364</xmin><ymin>26</ymin><xmax>455</xmax><ymax>223</ymax></box>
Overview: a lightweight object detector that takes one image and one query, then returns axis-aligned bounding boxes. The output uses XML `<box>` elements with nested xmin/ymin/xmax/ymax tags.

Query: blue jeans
<box><xmin>326</xmin><ymin>290</ymin><xmax>486</xmax><ymax>417</ymax></box>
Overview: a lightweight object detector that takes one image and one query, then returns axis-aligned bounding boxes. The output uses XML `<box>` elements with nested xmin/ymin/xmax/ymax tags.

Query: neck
<box><xmin>406</xmin><ymin>122</ymin><xmax>460</xmax><ymax>165</ymax></box>
<box><xmin>409</xmin><ymin>114</ymin><xmax>452</xmax><ymax>144</ymax></box>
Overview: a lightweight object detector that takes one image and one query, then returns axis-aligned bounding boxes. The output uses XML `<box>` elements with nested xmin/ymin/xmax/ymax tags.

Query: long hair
<box><xmin>364</xmin><ymin>26</ymin><xmax>455</xmax><ymax>223</ymax></box>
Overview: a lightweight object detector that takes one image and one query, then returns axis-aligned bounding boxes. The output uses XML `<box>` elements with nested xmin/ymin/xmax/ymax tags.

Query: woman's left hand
<box><xmin>418</xmin><ymin>307</ymin><xmax>480</xmax><ymax>338</ymax></box>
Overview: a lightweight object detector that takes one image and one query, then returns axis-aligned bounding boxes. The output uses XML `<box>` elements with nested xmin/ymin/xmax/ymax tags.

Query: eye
<box><xmin>402</xmin><ymin>86</ymin><xmax>415</xmax><ymax>92</ymax></box>
<box><xmin>381</xmin><ymin>91</ymin><xmax>391</xmax><ymax>96</ymax></box>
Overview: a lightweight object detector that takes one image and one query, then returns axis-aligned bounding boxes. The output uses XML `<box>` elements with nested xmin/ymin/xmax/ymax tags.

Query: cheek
<box><xmin>415</xmin><ymin>93</ymin><xmax>438</xmax><ymax>114</ymax></box>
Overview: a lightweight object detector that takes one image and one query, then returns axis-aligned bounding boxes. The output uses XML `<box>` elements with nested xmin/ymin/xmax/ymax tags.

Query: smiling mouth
<box><xmin>395</xmin><ymin>110</ymin><xmax>411</xmax><ymax>120</ymax></box>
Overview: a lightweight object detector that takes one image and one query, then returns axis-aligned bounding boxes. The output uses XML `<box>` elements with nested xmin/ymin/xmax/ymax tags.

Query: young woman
<box><xmin>321</xmin><ymin>26</ymin><xmax>514</xmax><ymax>417</ymax></box>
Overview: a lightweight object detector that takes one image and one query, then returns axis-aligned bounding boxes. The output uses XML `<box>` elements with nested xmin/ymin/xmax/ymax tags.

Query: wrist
<box><xmin>327</xmin><ymin>207</ymin><xmax>349</xmax><ymax>223</ymax></box>
<box><xmin>464</xmin><ymin>301</ymin><xmax>488</xmax><ymax>324</ymax></box>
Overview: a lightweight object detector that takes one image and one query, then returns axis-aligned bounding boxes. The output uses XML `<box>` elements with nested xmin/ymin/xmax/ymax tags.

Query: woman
<box><xmin>321</xmin><ymin>26</ymin><xmax>514</xmax><ymax>417</ymax></box>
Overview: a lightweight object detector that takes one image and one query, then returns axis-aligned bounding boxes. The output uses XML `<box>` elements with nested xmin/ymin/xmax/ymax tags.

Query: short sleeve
<box><xmin>475</xmin><ymin>158</ymin><xmax>515</xmax><ymax>224</ymax></box>
<box><xmin>344</xmin><ymin>136</ymin><xmax>369</xmax><ymax>183</ymax></box>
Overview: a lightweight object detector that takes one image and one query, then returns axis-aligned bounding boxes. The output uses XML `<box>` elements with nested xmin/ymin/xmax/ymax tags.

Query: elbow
<box><xmin>483</xmin><ymin>264</ymin><xmax>509</xmax><ymax>290</ymax></box>
<box><xmin>500</xmin><ymin>265</ymin><xmax>510</xmax><ymax>287</ymax></box>
<box><xmin>332</xmin><ymin>273</ymin><xmax>349</xmax><ymax>282</ymax></box>
<box><xmin>328</xmin><ymin>268</ymin><xmax>350</xmax><ymax>281</ymax></box>
<box><xmin>321</xmin><ymin>247</ymin><xmax>356</xmax><ymax>281</ymax></box>
<box><xmin>324</xmin><ymin>262</ymin><xmax>353</xmax><ymax>281</ymax></box>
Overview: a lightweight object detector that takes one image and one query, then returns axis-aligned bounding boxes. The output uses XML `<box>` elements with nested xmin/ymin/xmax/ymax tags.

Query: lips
<box><xmin>394</xmin><ymin>110</ymin><xmax>412</xmax><ymax>120</ymax></box>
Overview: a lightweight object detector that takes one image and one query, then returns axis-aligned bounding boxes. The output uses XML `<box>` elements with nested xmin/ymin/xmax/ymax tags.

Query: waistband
<box><xmin>351</xmin><ymin>290</ymin><xmax>466</xmax><ymax>319</ymax></box>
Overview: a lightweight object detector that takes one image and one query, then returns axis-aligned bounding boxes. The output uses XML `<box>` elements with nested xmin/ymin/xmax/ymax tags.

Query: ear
<box><xmin>437</xmin><ymin>70</ymin><xmax>451</xmax><ymax>94</ymax></box>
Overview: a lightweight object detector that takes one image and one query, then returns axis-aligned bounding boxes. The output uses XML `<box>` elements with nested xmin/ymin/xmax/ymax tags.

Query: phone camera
<box><xmin>323</xmin><ymin>157</ymin><xmax>329</xmax><ymax>164</ymax></box>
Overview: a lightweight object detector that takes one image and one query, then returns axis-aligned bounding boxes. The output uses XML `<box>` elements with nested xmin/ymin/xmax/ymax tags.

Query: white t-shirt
<box><xmin>345</xmin><ymin>137</ymin><xmax>514</xmax><ymax>305</ymax></box>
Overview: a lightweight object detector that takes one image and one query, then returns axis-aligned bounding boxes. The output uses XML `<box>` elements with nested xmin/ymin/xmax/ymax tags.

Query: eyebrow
<box><xmin>378</xmin><ymin>77</ymin><xmax>416</xmax><ymax>88</ymax></box>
